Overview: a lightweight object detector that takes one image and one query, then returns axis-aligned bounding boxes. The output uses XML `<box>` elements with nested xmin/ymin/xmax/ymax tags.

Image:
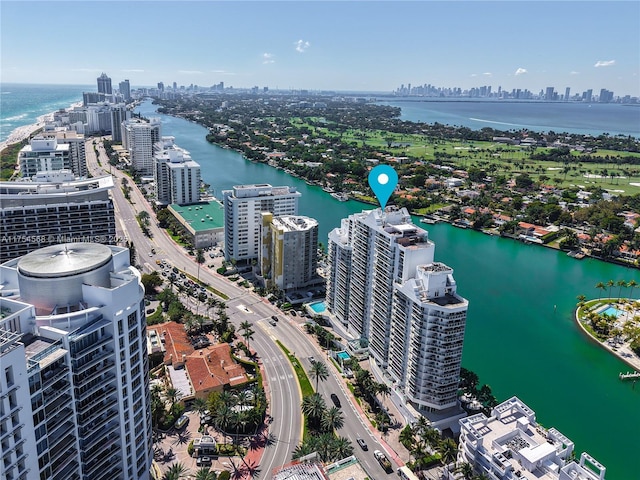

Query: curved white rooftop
<box><xmin>17</xmin><ymin>243</ymin><xmax>112</xmax><ymax>278</ymax></box>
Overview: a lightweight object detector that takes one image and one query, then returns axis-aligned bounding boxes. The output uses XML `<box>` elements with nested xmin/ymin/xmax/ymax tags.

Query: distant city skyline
<box><xmin>1</xmin><ymin>1</ymin><xmax>638</xmax><ymax>97</ymax></box>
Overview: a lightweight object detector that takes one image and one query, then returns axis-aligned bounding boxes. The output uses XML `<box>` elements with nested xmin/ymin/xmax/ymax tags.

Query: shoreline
<box><xmin>0</xmin><ymin>101</ymin><xmax>83</xmax><ymax>155</ymax></box>
<box><xmin>574</xmin><ymin>303</ymin><xmax>640</xmax><ymax>374</ymax></box>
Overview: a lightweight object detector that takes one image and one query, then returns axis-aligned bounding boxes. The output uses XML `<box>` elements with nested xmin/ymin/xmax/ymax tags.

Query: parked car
<box><xmin>330</xmin><ymin>393</ymin><xmax>341</xmax><ymax>408</ymax></box>
<box><xmin>174</xmin><ymin>414</ymin><xmax>189</xmax><ymax>430</ymax></box>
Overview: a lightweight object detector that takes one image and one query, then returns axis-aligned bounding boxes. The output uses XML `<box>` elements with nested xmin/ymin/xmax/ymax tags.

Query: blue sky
<box><xmin>1</xmin><ymin>1</ymin><xmax>639</xmax><ymax>96</ymax></box>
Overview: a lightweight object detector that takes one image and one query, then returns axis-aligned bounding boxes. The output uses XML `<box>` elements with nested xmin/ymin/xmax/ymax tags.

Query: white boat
<box><xmin>331</xmin><ymin>192</ymin><xmax>349</xmax><ymax>201</ymax></box>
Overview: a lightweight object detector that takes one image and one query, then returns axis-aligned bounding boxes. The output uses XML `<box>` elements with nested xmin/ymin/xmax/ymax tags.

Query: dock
<box><xmin>619</xmin><ymin>371</ymin><xmax>640</xmax><ymax>381</ymax></box>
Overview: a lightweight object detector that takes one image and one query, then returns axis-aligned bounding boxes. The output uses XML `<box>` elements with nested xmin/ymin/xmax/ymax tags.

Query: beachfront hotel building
<box><xmin>222</xmin><ymin>184</ymin><xmax>300</xmax><ymax>263</ymax></box>
<box><xmin>18</xmin><ymin>136</ymin><xmax>71</xmax><ymax>178</ymax></box>
<box><xmin>452</xmin><ymin>396</ymin><xmax>606</xmax><ymax>480</ymax></box>
<box><xmin>327</xmin><ymin>207</ymin><xmax>468</xmax><ymax>413</ymax></box>
<box><xmin>0</xmin><ymin>243</ymin><xmax>153</xmax><ymax>480</ymax></box>
<box><xmin>0</xmin><ymin>172</ymin><xmax>116</xmax><ymax>263</ymax></box>
<box><xmin>121</xmin><ymin>118</ymin><xmax>161</xmax><ymax>175</ymax></box>
<box><xmin>153</xmin><ymin>136</ymin><xmax>201</xmax><ymax>205</ymax></box>
<box><xmin>40</xmin><ymin>128</ymin><xmax>88</xmax><ymax>177</ymax></box>
<box><xmin>259</xmin><ymin>213</ymin><xmax>321</xmax><ymax>293</ymax></box>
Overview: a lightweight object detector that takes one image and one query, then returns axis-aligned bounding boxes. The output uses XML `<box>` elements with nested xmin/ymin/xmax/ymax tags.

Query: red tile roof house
<box><xmin>517</xmin><ymin>222</ymin><xmax>551</xmax><ymax>237</ymax></box>
<box><xmin>151</xmin><ymin>321</ymin><xmax>249</xmax><ymax>401</ymax></box>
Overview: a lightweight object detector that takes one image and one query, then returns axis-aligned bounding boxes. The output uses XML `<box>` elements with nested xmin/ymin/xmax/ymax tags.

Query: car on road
<box><xmin>374</xmin><ymin>450</ymin><xmax>393</xmax><ymax>473</ymax></box>
<box><xmin>269</xmin><ymin>319</ymin><xmax>277</xmax><ymax>326</ymax></box>
<box><xmin>174</xmin><ymin>414</ymin><xmax>189</xmax><ymax>430</ymax></box>
<box><xmin>357</xmin><ymin>438</ymin><xmax>368</xmax><ymax>450</ymax></box>
<box><xmin>271</xmin><ymin>315</ymin><xmax>279</xmax><ymax>322</ymax></box>
<box><xmin>308</xmin><ymin>356</ymin><xmax>316</xmax><ymax>364</ymax></box>
<box><xmin>330</xmin><ymin>393</ymin><xmax>341</xmax><ymax>408</ymax></box>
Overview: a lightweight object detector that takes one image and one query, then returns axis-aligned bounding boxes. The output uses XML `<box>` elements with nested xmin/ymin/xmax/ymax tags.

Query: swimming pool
<box><xmin>309</xmin><ymin>301</ymin><xmax>326</xmax><ymax>313</ymax></box>
<box><xmin>599</xmin><ymin>305</ymin><xmax>624</xmax><ymax>317</ymax></box>
<box><xmin>337</xmin><ymin>351</ymin><xmax>351</xmax><ymax>361</ymax></box>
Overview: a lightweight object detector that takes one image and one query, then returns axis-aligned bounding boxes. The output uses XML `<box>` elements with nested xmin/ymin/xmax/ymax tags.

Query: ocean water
<box><xmin>0</xmin><ymin>83</ymin><xmax>90</xmax><ymax>143</ymax></box>
<box><xmin>377</xmin><ymin>97</ymin><xmax>640</xmax><ymax>138</ymax></box>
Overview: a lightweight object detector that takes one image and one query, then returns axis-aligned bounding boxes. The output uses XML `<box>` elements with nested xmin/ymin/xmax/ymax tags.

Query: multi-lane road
<box><xmin>86</xmin><ymin>139</ymin><xmax>395</xmax><ymax>479</ymax></box>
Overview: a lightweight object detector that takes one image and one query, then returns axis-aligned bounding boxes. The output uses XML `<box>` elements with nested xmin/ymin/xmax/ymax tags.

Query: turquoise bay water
<box><xmin>377</xmin><ymin>98</ymin><xmax>640</xmax><ymax>138</ymax></box>
<box><xmin>136</xmin><ymin>100</ymin><xmax>638</xmax><ymax>478</ymax></box>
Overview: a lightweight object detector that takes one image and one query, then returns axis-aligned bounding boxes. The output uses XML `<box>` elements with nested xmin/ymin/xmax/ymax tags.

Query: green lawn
<box><xmin>291</xmin><ymin>118</ymin><xmax>640</xmax><ymax>195</ymax></box>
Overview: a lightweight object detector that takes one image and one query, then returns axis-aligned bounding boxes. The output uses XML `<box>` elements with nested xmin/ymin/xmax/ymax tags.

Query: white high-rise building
<box><xmin>18</xmin><ymin>136</ymin><xmax>71</xmax><ymax>178</ymax></box>
<box><xmin>327</xmin><ymin>207</ymin><xmax>468</xmax><ymax>413</ymax></box>
<box><xmin>452</xmin><ymin>396</ymin><xmax>606</xmax><ymax>480</ymax></box>
<box><xmin>119</xmin><ymin>79</ymin><xmax>131</xmax><ymax>101</ymax></box>
<box><xmin>0</xmin><ymin>172</ymin><xmax>116</xmax><ymax>262</ymax></box>
<box><xmin>0</xmin><ymin>243</ymin><xmax>152</xmax><ymax>480</ymax></box>
<box><xmin>222</xmin><ymin>184</ymin><xmax>300</xmax><ymax>263</ymax></box>
<box><xmin>259</xmin><ymin>213</ymin><xmax>321</xmax><ymax>292</ymax></box>
<box><xmin>41</xmin><ymin>129</ymin><xmax>87</xmax><ymax>177</ymax></box>
<box><xmin>121</xmin><ymin>118</ymin><xmax>161</xmax><ymax>175</ymax></box>
<box><xmin>153</xmin><ymin>137</ymin><xmax>201</xmax><ymax>205</ymax></box>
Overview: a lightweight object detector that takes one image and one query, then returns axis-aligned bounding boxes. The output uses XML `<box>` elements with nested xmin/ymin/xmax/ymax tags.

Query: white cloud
<box><xmin>594</xmin><ymin>60</ymin><xmax>615</xmax><ymax>67</ymax></box>
<box><xmin>122</xmin><ymin>69</ymin><xmax>144</xmax><ymax>73</ymax></box>
<box><xmin>263</xmin><ymin>53</ymin><xmax>275</xmax><ymax>64</ymax></box>
<box><xmin>211</xmin><ymin>70</ymin><xmax>236</xmax><ymax>75</ymax></box>
<box><xmin>470</xmin><ymin>73</ymin><xmax>478</xmax><ymax>77</ymax></box>
<box><xmin>570</xmin><ymin>71</ymin><xmax>580</xmax><ymax>75</ymax></box>
<box><xmin>295</xmin><ymin>39</ymin><xmax>310</xmax><ymax>53</ymax></box>
<box><xmin>515</xmin><ymin>68</ymin><xmax>527</xmax><ymax>76</ymax></box>
<box><xmin>178</xmin><ymin>70</ymin><xmax>203</xmax><ymax>75</ymax></box>
<box><xmin>483</xmin><ymin>72</ymin><xmax>492</xmax><ymax>77</ymax></box>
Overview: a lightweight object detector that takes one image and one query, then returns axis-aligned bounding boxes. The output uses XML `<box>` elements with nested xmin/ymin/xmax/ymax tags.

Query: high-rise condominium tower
<box><xmin>121</xmin><ymin>118</ymin><xmax>162</xmax><ymax>175</ymax></box>
<box><xmin>327</xmin><ymin>207</ymin><xmax>468</xmax><ymax>413</ymax></box>
<box><xmin>97</xmin><ymin>72</ymin><xmax>112</xmax><ymax>94</ymax></box>
<box><xmin>153</xmin><ymin>136</ymin><xmax>201</xmax><ymax>205</ymax></box>
<box><xmin>222</xmin><ymin>184</ymin><xmax>300</xmax><ymax>263</ymax></box>
<box><xmin>0</xmin><ymin>243</ymin><xmax>152</xmax><ymax>480</ymax></box>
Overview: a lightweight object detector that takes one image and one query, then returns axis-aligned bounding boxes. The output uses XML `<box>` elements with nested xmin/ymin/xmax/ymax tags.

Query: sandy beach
<box><xmin>0</xmin><ymin>101</ymin><xmax>83</xmax><ymax>155</ymax></box>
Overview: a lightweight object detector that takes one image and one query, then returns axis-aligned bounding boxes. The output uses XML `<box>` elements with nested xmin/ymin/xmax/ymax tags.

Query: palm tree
<box><xmin>607</xmin><ymin>279</ymin><xmax>615</xmax><ymax>299</ymax></box>
<box><xmin>301</xmin><ymin>393</ymin><xmax>326</xmax><ymax>427</ymax></box>
<box><xmin>453</xmin><ymin>462</ymin><xmax>474</xmax><ymax>480</ymax></box>
<box><xmin>437</xmin><ymin>437</ymin><xmax>458</xmax><ymax>466</ymax></box>
<box><xmin>617</xmin><ymin>280</ymin><xmax>627</xmax><ymax>300</ymax></box>
<box><xmin>192</xmin><ymin>397</ymin><xmax>208</xmax><ymax>417</ymax></box>
<box><xmin>165</xmin><ymin>387</ymin><xmax>181</xmax><ymax>412</ymax></box>
<box><xmin>399</xmin><ymin>424</ymin><xmax>414</xmax><ymax>449</ymax></box>
<box><xmin>627</xmin><ymin>279</ymin><xmax>638</xmax><ymax>300</ymax></box>
<box><xmin>163</xmin><ymin>462</ymin><xmax>189</xmax><ymax>480</ymax></box>
<box><xmin>196</xmin><ymin>248</ymin><xmax>205</xmax><ymax>284</ymax></box>
<box><xmin>309</xmin><ymin>361</ymin><xmax>329</xmax><ymax>391</ymax></box>
<box><xmin>239</xmin><ymin>320</ymin><xmax>254</xmax><ymax>350</ymax></box>
<box><xmin>330</xmin><ymin>435</ymin><xmax>353</xmax><ymax>460</ymax></box>
<box><xmin>576</xmin><ymin>294</ymin><xmax>587</xmax><ymax>307</ymax></box>
<box><xmin>595</xmin><ymin>282</ymin><xmax>606</xmax><ymax>300</ymax></box>
<box><xmin>321</xmin><ymin>406</ymin><xmax>344</xmax><ymax>432</ymax></box>
<box><xmin>194</xmin><ymin>467</ymin><xmax>217</xmax><ymax>480</ymax></box>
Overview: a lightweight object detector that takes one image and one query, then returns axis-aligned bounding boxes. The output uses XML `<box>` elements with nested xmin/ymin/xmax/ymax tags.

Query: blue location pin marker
<box><xmin>368</xmin><ymin>165</ymin><xmax>398</xmax><ymax>210</ymax></box>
